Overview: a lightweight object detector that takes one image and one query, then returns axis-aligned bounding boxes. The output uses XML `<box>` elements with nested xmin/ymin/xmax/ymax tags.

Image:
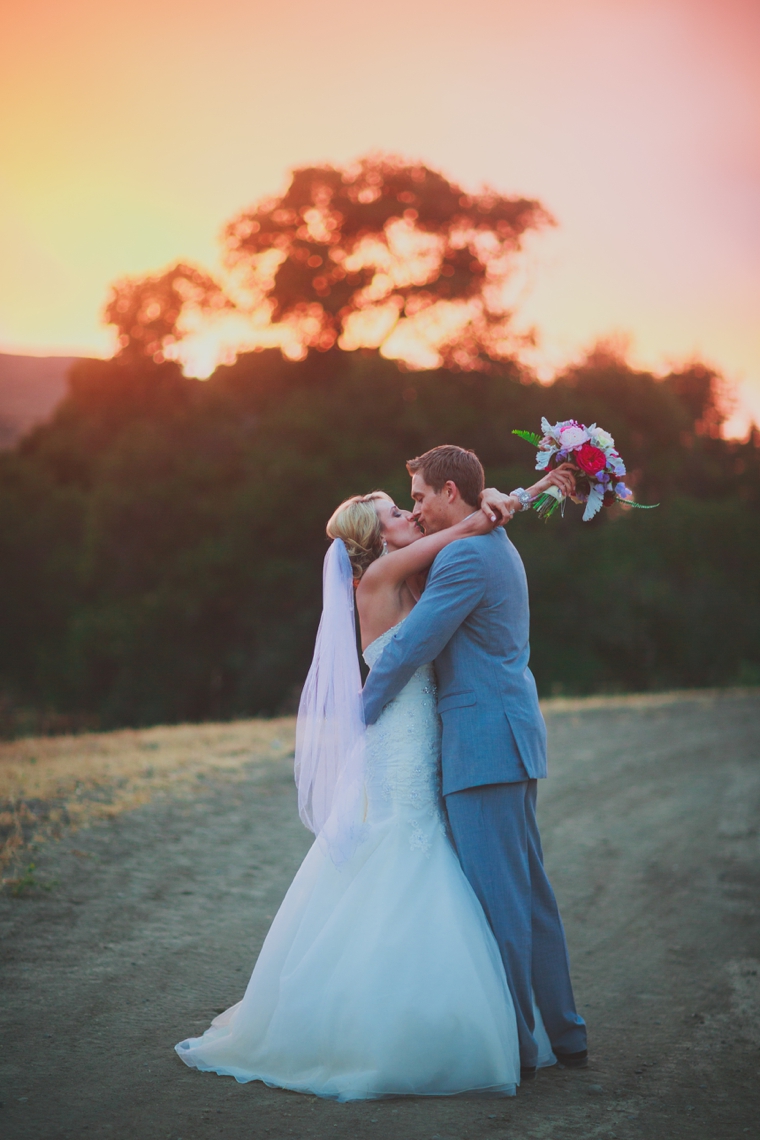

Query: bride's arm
<box><xmin>361</xmin><ymin>511</ymin><xmax>494</xmax><ymax>591</ymax></box>
<box><xmin>479</xmin><ymin>463</ymin><xmax>578</xmax><ymax>521</ymax></box>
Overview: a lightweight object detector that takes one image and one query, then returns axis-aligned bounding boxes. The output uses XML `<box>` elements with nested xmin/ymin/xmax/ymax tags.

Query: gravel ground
<box><xmin>1</xmin><ymin>690</ymin><xmax>759</xmax><ymax>1140</ymax></box>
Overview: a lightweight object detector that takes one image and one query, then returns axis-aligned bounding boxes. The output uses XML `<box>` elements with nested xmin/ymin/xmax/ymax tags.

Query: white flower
<box><xmin>590</xmin><ymin>426</ymin><xmax>615</xmax><ymax>450</ymax></box>
<box><xmin>559</xmin><ymin>425</ymin><xmax>589</xmax><ymax>450</ymax></box>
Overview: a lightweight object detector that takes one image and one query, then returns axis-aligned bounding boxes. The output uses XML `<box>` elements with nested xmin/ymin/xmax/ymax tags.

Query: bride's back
<box><xmin>362</xmin><ymin>621</ymin><xmax>443</xmax><ymax>850</ymax></box>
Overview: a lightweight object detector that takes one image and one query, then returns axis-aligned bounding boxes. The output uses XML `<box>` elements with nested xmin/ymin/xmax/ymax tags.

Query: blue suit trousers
<box><xmin>445</xmin><ymin>780</ymin><xmax>587</xmax><ymax>1067</ymax></box>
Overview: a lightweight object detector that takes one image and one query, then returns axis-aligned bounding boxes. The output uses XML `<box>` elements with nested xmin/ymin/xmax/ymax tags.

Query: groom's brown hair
<box><xmin>406</xmin><ymin>445</ymin><xmax>485</xmax><ymax>508</ymax></box>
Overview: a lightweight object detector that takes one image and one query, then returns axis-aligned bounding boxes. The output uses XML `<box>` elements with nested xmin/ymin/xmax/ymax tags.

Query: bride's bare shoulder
<box><xmin>357</xmin><ymin>561</ymin><xmax>383</xmax><ymax>590</ymax></box>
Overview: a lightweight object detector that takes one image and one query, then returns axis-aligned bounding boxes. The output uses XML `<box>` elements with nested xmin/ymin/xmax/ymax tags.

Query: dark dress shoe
<box><xmin>554</xmin><ymin>1048</ymin><xmax>588</xmax><ymax>1069</ymax></box>
<box><xmin>520</xmin><ymin>1065</ymin><xmax>537</xmax><ymax>1081</ymax></box>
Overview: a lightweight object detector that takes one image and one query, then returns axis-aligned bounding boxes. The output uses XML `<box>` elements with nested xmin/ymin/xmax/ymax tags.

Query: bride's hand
<box><xmin>479</xmin><ymin>487</ymin><xmax>518</xmax><ymax>526</ymax></box>
<box><xmin>463</xmin><ymin>508</ymin><xmax>497</xmax><ymax>536</ymax></box>
<box><xmin>528</xmin><ymin>462</ymin><xmax>576</xmax><ymax>500</ymax></box>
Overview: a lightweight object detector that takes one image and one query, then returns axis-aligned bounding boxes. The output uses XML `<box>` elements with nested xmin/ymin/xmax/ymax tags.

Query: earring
<box><xmin>381</xmin><ymin>538</ymin><xmax>388</xmax><ymax>554</ymax></box>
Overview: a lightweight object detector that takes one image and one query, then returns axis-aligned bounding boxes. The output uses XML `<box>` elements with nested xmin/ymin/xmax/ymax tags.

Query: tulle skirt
<box><xmin>176</xmin><ymin>811</ymin><xmax>552</xmax><ymax>1101</ymax></box>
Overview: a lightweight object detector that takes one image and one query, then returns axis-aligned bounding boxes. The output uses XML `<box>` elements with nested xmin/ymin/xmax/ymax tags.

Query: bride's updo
<box><xmin>326</xmin><ymin>493</ymin><xmax>388</xmax><ymax>580</ymax></box>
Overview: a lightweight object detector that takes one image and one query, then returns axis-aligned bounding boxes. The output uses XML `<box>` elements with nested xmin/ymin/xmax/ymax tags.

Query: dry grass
<box><xmin>539</xmin><ymin>685</ymin><xmax>758</xmax><ymax>715</ymax></box>
<box><xmin>0</xmin><ymin>717</ymin><xmax>296</xmax><ymax>886</ymax></box>
<box><xmin>3</xmin><ymin>686</ymin><xmax>754</xmax><ymax>890</ymax></box>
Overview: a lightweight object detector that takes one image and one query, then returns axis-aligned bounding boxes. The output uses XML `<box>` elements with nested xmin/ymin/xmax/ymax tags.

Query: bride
<box><xmin>175</xmin><ymin>489</ymin><xmax>554</xmax><ymax>1100</ymax></box>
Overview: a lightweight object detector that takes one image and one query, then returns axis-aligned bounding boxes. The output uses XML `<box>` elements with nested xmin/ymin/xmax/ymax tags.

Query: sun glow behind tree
<box><xmin>104</xmin><ymin>156</ymin><xmax>552</xmax><ymax>377</ymax></box>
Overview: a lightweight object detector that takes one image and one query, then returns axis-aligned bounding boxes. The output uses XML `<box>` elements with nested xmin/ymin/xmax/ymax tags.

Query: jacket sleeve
<box><xmin>362</xmin><ymin>539</ymin><xmax>486</xmax><ymax>725</ymax></box>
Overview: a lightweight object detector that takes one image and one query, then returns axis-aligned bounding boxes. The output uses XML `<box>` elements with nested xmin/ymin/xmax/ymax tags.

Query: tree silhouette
<box><xmin>105</xmin><ymin>156</ymin><xmax>552</xmax><ymax>370</ymax></box>
<box><xmin>104</xmin><ymin>262</ymin><xmax>230</xmax><ymax>363</ymax></box>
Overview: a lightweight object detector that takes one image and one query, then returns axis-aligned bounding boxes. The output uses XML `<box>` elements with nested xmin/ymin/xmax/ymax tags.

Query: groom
<box><xmin>362</xmin><ymin>444</ymin><xmax>587</xmax><ymax>1077</ymax></box>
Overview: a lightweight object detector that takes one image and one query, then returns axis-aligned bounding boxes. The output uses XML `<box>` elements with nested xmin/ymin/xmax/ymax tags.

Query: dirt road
<box><xmin>2</xmin><ymin>690</ymin><xmax>759</xmax><ymax>1140</ymax></box>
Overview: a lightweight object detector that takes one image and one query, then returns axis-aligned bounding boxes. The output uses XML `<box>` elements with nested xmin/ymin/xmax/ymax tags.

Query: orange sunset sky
<box><xmin>1</xmin><ymin>0</ymin><xmax>758</xmax><ymax>433</ymax></box>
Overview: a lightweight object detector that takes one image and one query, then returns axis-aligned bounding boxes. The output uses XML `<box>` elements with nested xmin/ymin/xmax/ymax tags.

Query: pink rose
<box><xmin>559</xmin><ymin>425</ymin><xmax>588</xmax><ymax>449</ymax></box>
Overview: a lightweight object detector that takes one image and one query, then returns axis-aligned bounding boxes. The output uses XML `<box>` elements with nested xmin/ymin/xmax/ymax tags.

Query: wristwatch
<box><xmin>509</xmin><ymin>488</ymin><xmax>533</xmax><ymax>512</ymax></box>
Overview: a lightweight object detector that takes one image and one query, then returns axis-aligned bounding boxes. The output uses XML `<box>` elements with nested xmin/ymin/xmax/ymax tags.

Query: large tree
<box><xmin>105</xmin><ymin>156</ymin><xmax>552</xmax><ymax>371</ymax></box>
<box><xmin>104</xmin><ymin>262</ymin><xmax>230</xmax><ymax>365</ymax></box>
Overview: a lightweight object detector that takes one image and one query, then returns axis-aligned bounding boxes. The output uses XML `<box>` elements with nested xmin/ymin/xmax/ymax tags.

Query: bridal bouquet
<box><xmin>513</xmin><ymin>418</ymin><xmax>657</xmax><ymax>521</ymax></box>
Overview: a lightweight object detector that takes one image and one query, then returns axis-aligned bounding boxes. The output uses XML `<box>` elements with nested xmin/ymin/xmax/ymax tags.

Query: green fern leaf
<box><xmin>512</xmin><ymin>429</ymin><xmax>542</xmax><ymax>447</ymax></box>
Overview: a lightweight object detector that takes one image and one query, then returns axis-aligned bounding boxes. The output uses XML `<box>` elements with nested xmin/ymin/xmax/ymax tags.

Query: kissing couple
<box><xmin>177</xmin><ymin>444</ymin><xmax>588</xmax><ymax>1099</ymax></box>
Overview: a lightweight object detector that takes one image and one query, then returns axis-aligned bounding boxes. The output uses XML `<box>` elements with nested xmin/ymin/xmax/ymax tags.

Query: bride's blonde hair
<box><xmin>326</xmin><ymin>493</ymin><xmax>389</xmax><ymax>580</ymax></box>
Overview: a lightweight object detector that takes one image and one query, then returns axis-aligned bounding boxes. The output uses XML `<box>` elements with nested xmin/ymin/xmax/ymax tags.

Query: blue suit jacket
<box><xmin>362</xmin><ymin>528</ymin><xmax>547</xmax><ymax>794</ymax></box>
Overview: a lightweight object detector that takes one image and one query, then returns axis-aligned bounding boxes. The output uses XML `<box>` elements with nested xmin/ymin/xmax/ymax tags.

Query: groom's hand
<box><xmin>479</xmin><ymin>487</ymin><xmax>518</xmax><ymax>525</ymax></box>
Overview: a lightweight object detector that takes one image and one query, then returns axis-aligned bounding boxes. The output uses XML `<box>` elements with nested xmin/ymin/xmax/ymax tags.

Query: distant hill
<box><xmin>0</xmin><ymin>353</ymin><xmax>85</xmax><ymax>448</ymax></box>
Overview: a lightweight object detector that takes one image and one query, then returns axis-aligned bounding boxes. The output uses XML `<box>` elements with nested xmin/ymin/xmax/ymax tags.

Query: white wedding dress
<box><xmin>176</xmin><ymin>623</ymin><xmax>553</xmax><ymax>1100</ymax></box>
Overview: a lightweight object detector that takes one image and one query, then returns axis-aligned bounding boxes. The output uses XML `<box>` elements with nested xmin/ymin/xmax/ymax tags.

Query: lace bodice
<box><xmin>362</xmin><ymin>621</ymin><xmax>444</xmax><ymax>851</ymax></box>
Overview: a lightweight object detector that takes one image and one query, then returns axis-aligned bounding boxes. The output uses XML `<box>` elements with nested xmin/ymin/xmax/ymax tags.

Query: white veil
<box><xmin>294</xmin><ymin>539</ymin><xmax>366</xmax><ymax>865</ymax></box>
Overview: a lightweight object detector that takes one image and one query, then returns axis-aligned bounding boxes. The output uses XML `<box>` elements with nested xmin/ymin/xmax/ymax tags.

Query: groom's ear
<box><xmin>443</xmin><ymin>480</ymin><xmax>460</xmax><ymax>503</ymax></box>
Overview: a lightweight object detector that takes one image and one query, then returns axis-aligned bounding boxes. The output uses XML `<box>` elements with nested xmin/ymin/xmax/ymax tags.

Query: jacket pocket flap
<box><xmin>437</xmin><ymin>690</ymin><xmax>477</xmax><ymax>713</ymax></box>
